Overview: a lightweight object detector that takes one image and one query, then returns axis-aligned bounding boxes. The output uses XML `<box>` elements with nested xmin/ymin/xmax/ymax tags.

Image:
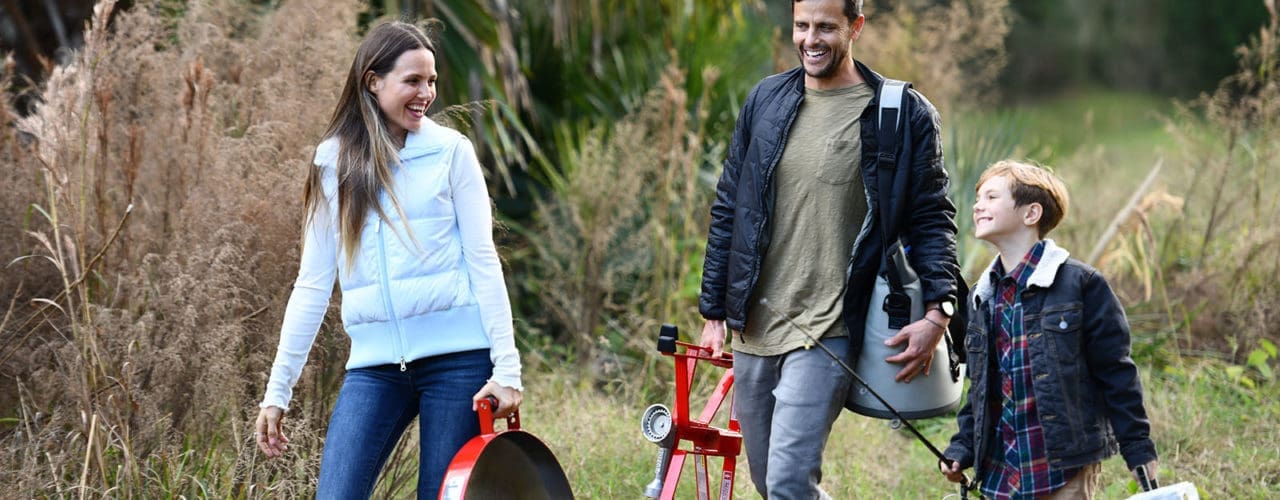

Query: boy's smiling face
<box><xmin>973</xmin><ymin>175</ymin><xmax>1039</xmax><ymax>242</ymax></box>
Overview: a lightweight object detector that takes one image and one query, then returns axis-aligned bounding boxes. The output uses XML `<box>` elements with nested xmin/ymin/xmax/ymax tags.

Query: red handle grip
<box><xmin>476</xmin><ymin>395</ymin><xmax>520</xmax><ymax>434</ymax></box>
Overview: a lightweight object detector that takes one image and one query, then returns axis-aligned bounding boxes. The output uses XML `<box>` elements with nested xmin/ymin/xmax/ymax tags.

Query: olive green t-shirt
<box><xmin>735</xmin><ymin>83</ymin><xmax>874</xmax><ymax>356</ymax></box>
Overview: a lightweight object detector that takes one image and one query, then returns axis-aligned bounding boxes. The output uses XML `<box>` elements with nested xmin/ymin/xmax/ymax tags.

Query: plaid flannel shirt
<box><xmin>979</xmin><ymin>240</ymin><xmax>1079</xmax><ymax>499</ymax></box>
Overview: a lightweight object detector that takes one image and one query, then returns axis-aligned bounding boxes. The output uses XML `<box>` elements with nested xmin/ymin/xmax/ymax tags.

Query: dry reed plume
<box><xmin>1</xmin><ymin>0</ymin><xmax>366</xmax><ymax>496</ymax></box>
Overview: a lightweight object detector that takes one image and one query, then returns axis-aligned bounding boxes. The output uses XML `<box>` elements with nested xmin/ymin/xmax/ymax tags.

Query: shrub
<box><xmin>1</xmin><ymin>0</ymin><xmax>359</xmax><ymax>495</ymax></box>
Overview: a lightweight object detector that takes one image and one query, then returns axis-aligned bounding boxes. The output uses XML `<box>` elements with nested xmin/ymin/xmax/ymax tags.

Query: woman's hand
<box><xmin>255</xmin><ymin>406</ymin><xmax>289</xmax><ymax>458</ymax></box>
<box><xmin>472</xmin><ymin>381</ymin><xmax>523</xmax><ymax>419</ymax></box>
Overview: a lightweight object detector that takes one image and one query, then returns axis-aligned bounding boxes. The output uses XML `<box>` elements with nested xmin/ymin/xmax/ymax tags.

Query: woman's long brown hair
<box><xmin>303</xmin><ymin>21</ymin><xmax>433</xmax><ymax>268</ymax></box>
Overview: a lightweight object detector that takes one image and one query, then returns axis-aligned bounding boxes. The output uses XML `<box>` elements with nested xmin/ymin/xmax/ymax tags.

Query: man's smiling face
<box><xmin>792</xmin><ymin>0</ymin><xmax>861</xmax><ymax>82</ymax></box>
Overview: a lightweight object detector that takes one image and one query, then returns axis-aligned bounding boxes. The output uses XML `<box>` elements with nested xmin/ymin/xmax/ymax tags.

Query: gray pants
<box><xmin>733</xmin><ymin>336</ymin><xmax>852</xmax><ymax>499</ymax></box>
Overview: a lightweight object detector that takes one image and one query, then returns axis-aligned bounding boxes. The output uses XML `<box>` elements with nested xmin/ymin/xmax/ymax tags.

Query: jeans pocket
<box><xmin>817</xmin><ymin>138</ymin><xmax>859</xmax><ymax>185</ymax></box>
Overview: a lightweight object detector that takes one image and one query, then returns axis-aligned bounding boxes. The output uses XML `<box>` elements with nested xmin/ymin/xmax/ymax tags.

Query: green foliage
<box><xmin>1004</xmin><ymin>0</ymin><xmax>1269</xmax><ymax>96</ymax></box>
<box><xmin>946</xmin><ymin>112</ymin><xmax>1028</xmax><ymax>276</ymax></box>
<box><xmin>503</xmin><ymin>0</ymin><xmax>1015</xmax><ymax>366</ymax></box>
<box><xmin>514</xmin><ymin>66</ymin><xmax>715</xmax><ymax>373</ymax></box>
<box><xmin>363</xmin><ymin>0</ymin><xmax>775</xmax><ymax>205</ymax></box>
<box><xmin>1240</xmin><ymin>338</ymin><xmax>1277</xmax><ymax>385</ymax></box>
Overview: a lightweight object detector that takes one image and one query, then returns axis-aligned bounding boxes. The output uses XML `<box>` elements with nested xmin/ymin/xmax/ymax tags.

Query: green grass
<box><xmin>522</xmin><ymin>356</ymin><xmax>1277</xmax><ymax>498</ymax></box>
<box><xmin>989</xmin><ymin>89</ymin><xmax>1177</xmax><ymax>161</ymax></box>
<box><xmin>953</xmin><ymin>88</ymin><xmax>1181</xmax><ymax>188</ymax></box>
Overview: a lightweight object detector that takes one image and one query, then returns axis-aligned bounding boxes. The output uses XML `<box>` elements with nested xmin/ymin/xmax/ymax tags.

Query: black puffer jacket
<box><xmin>699</xmin><ymin>60</ymin><xmax>959</xmax><ymax>362</ymax></box>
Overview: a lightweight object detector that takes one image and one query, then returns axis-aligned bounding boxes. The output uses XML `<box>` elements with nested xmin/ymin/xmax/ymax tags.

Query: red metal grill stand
<box><xmin>641</xmin><ymin>325</ymin><xmax>741</xmax><ymax>500</ymax></box>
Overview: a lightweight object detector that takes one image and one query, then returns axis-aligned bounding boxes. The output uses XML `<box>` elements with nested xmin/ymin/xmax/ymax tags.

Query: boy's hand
<box><xmin>1131</xmin><ymin>460</ymin><xmax>1159</xmax><ymax>489</ymax></box>
<box><xmin>939</xmin><ymin>460</ymin><xmax>966</xmax><ymax>483</ymax></box>
<box><xmin>884</xmin><ymin>311</ymin><xmax>948</xmax><ymax>382</ymax></box>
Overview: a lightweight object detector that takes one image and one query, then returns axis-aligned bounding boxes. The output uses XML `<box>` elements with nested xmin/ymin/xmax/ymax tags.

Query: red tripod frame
<box><xmin>652</xmin><ymin>340</ymin><xmax>741</xmax><ymax>500</ymax></box>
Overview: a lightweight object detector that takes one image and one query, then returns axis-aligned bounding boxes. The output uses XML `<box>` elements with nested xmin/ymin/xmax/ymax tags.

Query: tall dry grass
<box><xmin>1057</xmin><ymin>2</ymin><xmax>1280</xmax><ymax>361</ymax></box>
<box><xmin>0</xmin><ymin>0</ymin><xmax>363</xmax><ymax>495</ymax></box>
<box><xmin>1153</xmin><ymin>2</ymin><xmax>1280</xmax><ymax>357</ymax></box>
<box><xmin>863</xmin><ymin>0</ymin><xmax>1012</xmax><ymax>113</ymax></box>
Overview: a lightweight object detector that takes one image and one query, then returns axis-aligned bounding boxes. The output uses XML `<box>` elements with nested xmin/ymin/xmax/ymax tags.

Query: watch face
<box><xmin>940</xmin><ymin>301</ymin><xmax>955</xmax><ymax>317</ymax></box>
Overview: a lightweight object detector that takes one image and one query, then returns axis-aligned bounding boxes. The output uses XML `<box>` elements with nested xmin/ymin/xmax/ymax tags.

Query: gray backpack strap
<box><xmin>877</xmin><ymin>79</ymin><xmax>909</xmax><ymax>138</ymax></box>
<box><xmin>874</xmin><ymin>78</ymin><xmax>913</xmax><ymax>329</ymax></box>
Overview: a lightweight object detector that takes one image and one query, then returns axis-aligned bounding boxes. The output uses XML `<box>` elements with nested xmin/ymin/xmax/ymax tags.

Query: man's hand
<box><xmin>884</xmin><ymin>310</ymin><xmax>948</xmax><ymax>382</ymax></box>
<box><xmin>700</xmin><ymin>320</ymin><xmax>727</xmax><ymax>358</ymax></box>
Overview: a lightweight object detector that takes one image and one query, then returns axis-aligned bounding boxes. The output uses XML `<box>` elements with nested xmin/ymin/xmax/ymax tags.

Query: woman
<box><xmin>255</xmin><ymin>21</ymin><xmax>523</xmax><ymax>499</ymax></box>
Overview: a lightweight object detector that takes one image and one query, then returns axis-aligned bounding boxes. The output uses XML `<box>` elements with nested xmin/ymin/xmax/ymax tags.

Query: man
<box><xmin>697</xmin><ymin>0</ymin><xmax>961</xmax><ymax>497</ymax></box>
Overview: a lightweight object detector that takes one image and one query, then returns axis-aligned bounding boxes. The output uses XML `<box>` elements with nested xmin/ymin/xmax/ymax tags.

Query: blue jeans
<box><xmin>317</xmin><ymin>349</ymin><xmax>492</xmax><ymax>500</ymax></box>
<box><xmin>733</xmin><ymin>337</ymin><xmax>851</xmax><ymax>500</ymax></box>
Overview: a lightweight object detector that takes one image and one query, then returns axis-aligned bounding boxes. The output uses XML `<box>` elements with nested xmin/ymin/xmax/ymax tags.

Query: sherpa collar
<box><xmin>971</xmin><ymin>239</ymin><xmax>1071</xmax><ymax>309</ymax></box>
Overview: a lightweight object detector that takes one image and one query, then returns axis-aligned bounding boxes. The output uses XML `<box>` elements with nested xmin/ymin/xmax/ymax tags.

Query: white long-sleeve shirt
<box><xmin>261</xmin><ymin>121</ymin><xmax>522</xmax><ymax>410</ymax></box>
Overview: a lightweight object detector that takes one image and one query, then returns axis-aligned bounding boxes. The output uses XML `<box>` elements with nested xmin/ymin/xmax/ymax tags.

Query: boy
<box><xmin>940</xmin><ymin>161</ymin><xmax>1158</xmax><ymax>499</ymax></box>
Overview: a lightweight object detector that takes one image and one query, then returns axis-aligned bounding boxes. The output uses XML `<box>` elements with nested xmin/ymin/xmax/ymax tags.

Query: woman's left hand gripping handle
<box><xmin>472</xmin><ymin>381</ymin><xmax>523</xmax><ymax>419</ymax></box>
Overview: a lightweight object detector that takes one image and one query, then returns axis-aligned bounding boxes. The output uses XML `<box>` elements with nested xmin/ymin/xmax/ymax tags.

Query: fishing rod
<box><xmin>757</xmin><ymin>298</ymin><xmax>974</xmax><ymax>498</ymax></box>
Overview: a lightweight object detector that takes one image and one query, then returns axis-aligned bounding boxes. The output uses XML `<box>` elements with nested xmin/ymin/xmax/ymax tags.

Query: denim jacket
<box><xmin>943</xmin><ymin>240</ymin><xmax>1157</xmax><ymax>476</ymax></box>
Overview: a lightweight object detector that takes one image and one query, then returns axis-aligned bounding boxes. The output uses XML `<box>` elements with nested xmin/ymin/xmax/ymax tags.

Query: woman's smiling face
<box><xmin>368</xmin><ymin>48</ymin><xmax>436</xmax><ymax>145</ymax></box>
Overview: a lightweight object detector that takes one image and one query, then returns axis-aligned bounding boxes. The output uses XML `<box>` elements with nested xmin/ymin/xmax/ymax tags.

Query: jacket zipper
<box><xmin>843</xmin><ymin>83</ymin><xmax>888</xmax><ymax>336</ymax></box>
<box><xmin>847</xmin><ymin>188</ymin><xmax>876</xmax><ymax>280</ymax></box>
<box><xmin>376</xmin><ymin>218</ymin><xmax>409</xmax><ymax>371</ymax></box>
<box><xmin>749</xmin><ymin>90</ymin><xmax>804</xmax><ymax>302</ymax></box>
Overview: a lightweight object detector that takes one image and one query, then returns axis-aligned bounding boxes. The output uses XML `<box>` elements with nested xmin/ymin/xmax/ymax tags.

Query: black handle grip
<box><xmin>657</xmin><ymin>324</ymin><xmax>678</xmax><ymax>353</ymax></box>
<box><xmin>1135</xmin><ymin>464</ymin><xmax>1158</xmax><ymax>491</ymax></box>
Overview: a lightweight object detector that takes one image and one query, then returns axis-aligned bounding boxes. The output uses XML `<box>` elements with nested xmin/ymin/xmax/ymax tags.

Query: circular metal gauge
<box><xmin>640</xmin><ymin>404</ymin><xmax>673</xmax><ymax>443</ymax></box>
